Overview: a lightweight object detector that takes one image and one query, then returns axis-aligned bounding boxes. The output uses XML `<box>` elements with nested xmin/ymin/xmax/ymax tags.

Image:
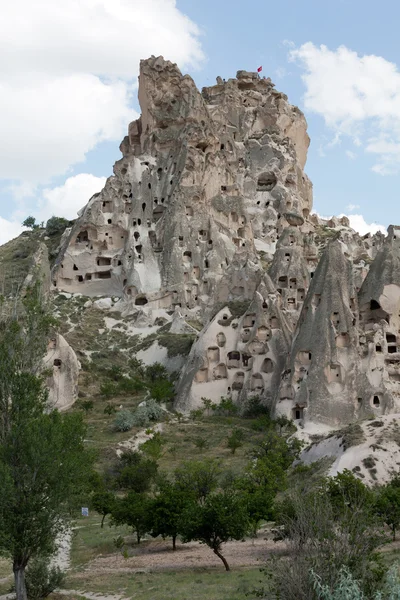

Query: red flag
<box><xmin>257</xmin><ymin>66</ymin><xmax>262</xmax><ymax>73</ymax></box>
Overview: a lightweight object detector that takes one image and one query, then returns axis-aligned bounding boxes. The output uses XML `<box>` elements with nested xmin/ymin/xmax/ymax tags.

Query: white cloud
<box><xmin>340</xmin><ymin>214</ymin><xmax>387</xmax><ymax>236</ymax></box>
<box><xmin>37</xmin><ymin>174</ymin><xmax>107</xmax><ymax>222</ymax></box>
<box><xmin>314</xmin><ymin>210</ymin><xmax>386</xmax><ymax>236</ymax></box>
<box><xmin>0</xmin><ymin>174</ymin><xmax>106</xmax><ymax>245</ymax></box>
<box><xmin>0</xmin><ymin>217</ymin><xmax>24</xmax><ymax>245</ymax></box>
<box><xmin>290</xmin><ymin>43</ymin><xmax>400</xmax><ymax>174</ymax></box>
<box><xmin>345</xmin><ymin>204</ymin><xmax>360</xmax><ymax>212</ymax></box>
<box><xmin>345</xmin><ymin>150</ymin><xmax>356</xmax><ymax>160</ymax></box>
<box><xmin>0</xmin><ymin>75</ymin><xmax>134</xmax><ymax>183</ymax></box>
<box><xmin>0</xmin><ymin>0</ymin><xmax>204</xmax><ymax>187</ymax></box>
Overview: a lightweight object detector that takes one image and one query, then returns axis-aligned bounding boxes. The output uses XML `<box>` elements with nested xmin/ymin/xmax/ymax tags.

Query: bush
<box><xmin>112</xmin><ymin>450</ymin><xmax>158</xmax><ymax>492</ymax></box>
<box><xmin>132</xmin><ymin>399</ymin><xmax>164</xmax><ymax>427</ymax></box>
<box><xmin>213</xmin><ymin>397</ymin><xmax>238</xmax><ymax>416</ymax></box>
<box><xmin>77</xmin><ymin>399</ymin><xmax>94</xmax><ymax>413</ymax></box>
<box><xmin>140</xmin><ymin>432</ymin><xmax>165</xmax><ymax>460</ymax></box>
<box><xmin>23</xmin><ymin>558</ymin><xmax>65</xmax><ymax>599</ymax></box>
<box><xmin>227</xmin><ymin>428</ymin><xmax>245</xmax><ymax>454</ymax></box>
<box><xmin>311</xmin><ymin>564</ymin><xmax>400</xmax><ymax>599</ymax></box>
<box><xmin>113</xmin><ymin>409</ymin><xmax>135</xmax><ymax>432</ymax></box>
<box><xmin>45</xmin><ymin>216</ymin><xmax>69</xmax><ymax>236</ymax></box>
<box><xmin>241</xmin><ymin>395</ymin><xmax>271</xmax><ymax>418</ymax></box>
<box><xmin>100</xmin><ymin>381</ymin><xmax>117</xmax><ymax>399</ymax></box>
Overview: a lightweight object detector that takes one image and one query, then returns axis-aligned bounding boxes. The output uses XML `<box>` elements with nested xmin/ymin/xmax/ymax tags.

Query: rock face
<box><xmin>44</xmin><ymin>334</ymin><xmax>80</xmax><ymax>411</ymax></box>
<box><xmin>52</xmin><ymin>56</ymin><xmax>400</xmax><ymax>426</ymax></box>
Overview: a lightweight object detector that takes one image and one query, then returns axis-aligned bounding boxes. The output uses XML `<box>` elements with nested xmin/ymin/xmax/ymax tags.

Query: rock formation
<box><xmin>44</xmin><ymin>333</ymin><xmax>80</xmax><ymax>411</ymax></box>
<box><xmin>51</xmin><ymin>56</ymin><xmax>399</xmax><ymax>426</ymax></box>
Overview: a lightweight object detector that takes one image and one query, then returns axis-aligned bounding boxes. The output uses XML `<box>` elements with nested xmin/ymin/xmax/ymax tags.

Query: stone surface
<box><xmin>44</xmin><ymin>334</ymin><xmax>80</xmax><ymax>410</ymax></box>
<box><xmin>51</xmin><ymin>55</ymin><xmax>400</xmax><ymax>426</ymax></box>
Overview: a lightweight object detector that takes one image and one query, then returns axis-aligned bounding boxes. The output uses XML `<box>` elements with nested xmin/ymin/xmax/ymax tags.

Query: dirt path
<box><xmin>58</xmin><ymin>590</ymin><xmax>129</xmax><ymax>600</ymax></box>
<box><xmin>52</xmin><ymin>529</ymin><xmax>72</xmax><ymax>571</ymax></box>
<box><xmin>72</xmin><ymin>536</ymin><xmax>286</xmax><ymax>576</ymax></box>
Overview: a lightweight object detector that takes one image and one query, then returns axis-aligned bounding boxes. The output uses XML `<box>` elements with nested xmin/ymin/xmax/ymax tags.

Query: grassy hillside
<box><xmin>0</xmin><ymin>222</ymin><xmax>71</xmax><ymax>295</ymax></box>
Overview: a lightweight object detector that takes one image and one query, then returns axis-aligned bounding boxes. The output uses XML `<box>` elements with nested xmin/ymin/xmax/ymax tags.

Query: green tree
<box><xmin>45</xmin><ymin>217</ymin><xmax>69</xmax><ymax>236</ymax></box>
<box><xmin>149</xmin><ymin>481</ymin><xmax>193</xmax><ymax>550</ymax></box>
<box><xmin>227</xmin><ymin>428</ymin><xmax>245</xmax><ymax>454</ymax></box>
<box><xmin>375</xmin><ymin>476</ymin><xmax>400</xmax><ymax>540</ymax></box>
<box><xmin>22</xmin><ymin>216</ymin><xmax>36</xmax><ymax>229</ymax></box>
<box><xmin>174</xmin><ymin>459</ymin><xmax>220</xmax><ymax>503</ymax></box>
<box><xmin>201</xmin><ymin>397</ymin><xmax>213</xmax><ymax>416</ymax></box>
<box><xmin>326</xmin><ymin>470</ymin><xmax>374</xmax><ymax>516</ymax></box>
<box><xmin>111</xmin><ymin>450</ymin><xmax>158</xmax><ymax>493</ymax></box>
<box><xmin>140</xmin><ymin>432</ymin><xmax>165</xmax><ymax>461</ymax></box>
<box><xmin>245</xmin><ymin>429</ymin><xmax>302</xmax><ymax>496</ymax></box>
<box><xmin>194</xmin><ymin>437</ymin><xmax>208</xmax><ymax>452</ymax></box>
<box><xmin>267</xmin><ymin>486</ymin><xmax>386</xmax><ymax>600</ymax></box>
<box><xmin>0</xmin><ymin>286</ymin><xmax>93</xmax><ymax>600</ymax></box>
<box><xmin>78</xmin><ymin>399</ymin><xmax>94</xmax><ymax>414</ymax></box>
<box><xmin>104</xmin><ymin>403</ymin><xmax>117</xmax><ymax>416</ymax></box>
<box><xmin>111</xmin><ymin>492</ymin><xmax>150</xmax><ymax>544</ymax></box>
<box><xmin>148</xmin><ymin>378</ymin><xmax>175</xmax><ymax>403</ymax></box>
<box><xmin>92</xmin><ymin>491</ymin><xmax>116</xmax><ymax>528</ymax></box>
<box><xmin>180</xmin><ymin>491</ymin><xmax>249</xmax><ymax>571</ymax></box>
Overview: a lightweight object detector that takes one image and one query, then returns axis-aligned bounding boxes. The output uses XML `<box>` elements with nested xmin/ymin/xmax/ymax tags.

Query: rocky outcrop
<box><xmin>51</xmin><ymin>56</ymin><xmax>399</xmax><ymax>426</ymax></box>
<box><xmin>44</xmin><ymin>334</ymin><xmax>80</xmax><ymax>411</ymax></box>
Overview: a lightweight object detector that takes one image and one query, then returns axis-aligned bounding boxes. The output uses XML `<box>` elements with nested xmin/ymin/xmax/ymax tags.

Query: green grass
<box><xmin>0</xmin><ymin>232</ymin><xmax>41</xmax><ymax>295</ymax></box>
<box><xmin>64</xmin><ymin>567</ymin><xmax>263</xmax><ymax>600</ymax></box>
<box><xmin>68</xmin><ymin>514</ymin><xmax>265</xmax><ymax>599</ymax></box>
<box><xmin>72</xmin><ymin>390</ymin><xmax>148</xmax><ymax>471</ymax></box>
<box><xmin>70</xmin><ymin>514</ymin><xmax>131</xmax><ymax>568</ymax></box>
<box><xmin>157</xmin><ymin>415</ymin><xmax>268</xmax><ymax>475</ymax></box>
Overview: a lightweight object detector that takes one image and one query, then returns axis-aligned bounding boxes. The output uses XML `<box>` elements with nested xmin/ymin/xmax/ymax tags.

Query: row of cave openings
<box><xmin>74</xmin><ymin>228</ymin><xmax>127</xmax><ymax>252</ymax></box>
<box><xmin>64</xmin><ymin>254</ymin><xmax>123</xmax><ymax>284</ymax></box>
<box><xmin>195</xmin><ymin>361</ymin><xmax>273</xmax><ymax>392</ymax></box>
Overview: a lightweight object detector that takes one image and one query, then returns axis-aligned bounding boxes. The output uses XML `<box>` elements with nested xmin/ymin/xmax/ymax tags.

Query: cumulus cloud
<box><xmin>314</xmin><ymin>210</ymin><xmax>386</xmax><ymax>236</ymax></box>
<box><xmin>37</xmin><ymin>174</ymin><xmax>107</xmax><ymax>222</ymax></box>
<box><xmin>0</xmin><ymin>174</ymin><xmax>106</xmax><ymax>245</ymax></box>
<box><xmin>0</xmin><ymin>217</ymin><xmax>24</xmax><ymax>245</ymax></box>
<box><xmin>290</xmin><ymin>43</ymin><xmax>400</xmax><ymax>174</ymax></box>
<box><xmin>341</xmin><ymin>214</ymin><xmax>386</xmax><ymax>236</ymax></box>
<box><xmin>0</xmin><ymin>0</ymin><xmax>204</xmax><ymax>186</ymax></box>
<box><xmin>345</xmin><ymin>203</ymin><xmax>360</xmax><ymax>212</ymax></box>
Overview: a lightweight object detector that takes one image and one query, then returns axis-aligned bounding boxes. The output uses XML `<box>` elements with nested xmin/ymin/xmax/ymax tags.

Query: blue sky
<box><xmin>1</xmin><ymin>0</ymin><xmax>399</xmax><ymax>243</ymax></box>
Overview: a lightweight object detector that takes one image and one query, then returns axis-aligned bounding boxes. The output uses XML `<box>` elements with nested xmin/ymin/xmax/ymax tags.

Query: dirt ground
<box><xmin>79</xmin><ymin>536</ymin><xmax>287</xmax><ymax>575</ymax></box>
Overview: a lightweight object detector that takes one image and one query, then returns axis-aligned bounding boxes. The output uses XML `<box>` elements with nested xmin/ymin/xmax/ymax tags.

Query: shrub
<box><xmin>194</xmin><ymin>437</ymin><xmax>209</xmax><ymax>451</ymax></box>
<box><xmin>100</xmin><ymin>381</ymin><xmax>117</xmax><ymax>399</ymax></box>
<box><xmin>113</xmin><ymin>409</ymin><xmax>135</xmax><ymax>432</ymax></box>
<box><xmin>140</xmin><ymin>432</ymin><xmax>165</xmax><ymax>460</ymax></box>
<box><xmin>213</xmin><ymin>396</ymin><xmax>238</xmax><ymax>416</ymax></box>
<box><xmin>22</xmin><ymin>216</ymin><xmax>36</xmax><ymax>229</ymax></box>
<box><xmin>189</xmin><ymin>408</ymin><xmax>204</xmax><ymax>421</ymax></box>
<box><xmin>241</xmin><ymin>395</ymin><xmax>270</xmax><ymax>418</ymax></box>
<box><xmin>227</xmin><ymin>428</ymin><xmax>245</xmax><ymax>454</ymax></box>
<box><xmin>45</xmin><ymin>216</ymin><xmax>69</xmax><ymax>236</ymax></box>
<box><xmin>77</xmin><ymin>399</ymin><xmax>94</xmax><ymax>413</ymax></box>
<box><xmin>22</xmin><ymin>558</ymin><xmax>65</xmax><ymax>600</ymax></box>
<box><xmin>132</xmin><ymin>400</ymin><xmax>163</xmax><ymax>427</ymax></box>
<box><xmin>112</xmin><ymin>450</ymin><xmax>158</xmax><ymax>492</ymax></box>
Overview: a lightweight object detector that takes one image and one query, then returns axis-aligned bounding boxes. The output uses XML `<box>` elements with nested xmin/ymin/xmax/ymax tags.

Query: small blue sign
<box><xmin>81</xmin><ymin>507</ymin><xmax>89</xmax><ymax>517</ymax></box>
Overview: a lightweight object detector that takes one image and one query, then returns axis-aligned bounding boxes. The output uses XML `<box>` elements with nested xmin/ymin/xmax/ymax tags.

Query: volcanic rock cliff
<box><xmin>52</xmin><ymin>56</ymin><xmax>399</xmax><ymax>427</ymax></box>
